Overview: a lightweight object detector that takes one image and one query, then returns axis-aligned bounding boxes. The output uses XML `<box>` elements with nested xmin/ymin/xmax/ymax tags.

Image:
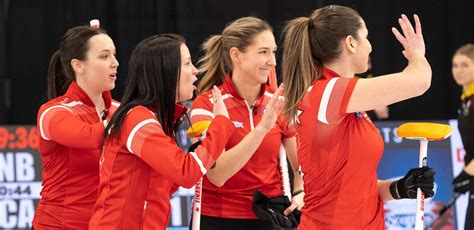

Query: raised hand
<box><xmin>391</xmin><ymin>14</ymin><xmax>425</xmax><ymax>60</ymax></box>
<box><xmin>211</xmin><ymin>85</ymin><xmax>230</xmax><ymax>119</ymax></box>
<box><xmin>257</xmin><ymin>84</ymin><xmax>285</xmax><ymax>132</ymax></box>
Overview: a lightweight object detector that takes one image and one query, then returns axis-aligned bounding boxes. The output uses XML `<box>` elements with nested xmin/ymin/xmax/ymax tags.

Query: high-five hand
<box><xmin>212</xmin><ymin>86</ymin><xmax>229</xmax><ymax>119</ymax></box>
<box><xmin>257</xmin><ymin>84</ymin><xmax>285</xmax><ymax>132</ymax></box>
<box><xmin>391</xmin><ymin>14</ymin><xmax>425</xmax><ymax>60</ymax></box>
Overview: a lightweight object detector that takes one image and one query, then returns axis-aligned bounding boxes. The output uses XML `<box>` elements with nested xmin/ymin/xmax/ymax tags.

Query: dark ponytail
<box><xmin>47</xmin><ymin>50</ymin><xmax>71</xmax><ymax>100</ymax></box>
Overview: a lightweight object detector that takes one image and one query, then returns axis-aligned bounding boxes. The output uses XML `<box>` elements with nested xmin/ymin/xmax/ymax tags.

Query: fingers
<box><xmin>414</xmin><ymin>14</ymin><xmax>422</xmax><ymax>35</ymax></box>
<box><xmin>267</xmin><ymin>84</ymin><xmax>284</xmax><ymax>110</ymax></box>
<box><xmin>212</xmin><ymin>85</ymin><xmax>222</xmax><ymax>103</ymax></box>
<box><xmin>422</xmin><ymin>167</ymin><xmax>436</xmax><ymax>177</ymax></box>
<box><xmin>400</xmin><ymin>14</ymin><xmax>415</xmax><ymax>36</ymax></box>
<box><xmin>391</xmin><ymin>27</ymin><xmax>407</xmax><ymax>48</ymax></box>
<box><xmin>283</xmin><ymin>203</ymin><xmax>297</xmax><ymax>216</ymax></box>
<box><xmin>423</xmin><ymin>189</ymin><xmax>435</xmax><ymax>198</ymax></box>
<box><xmin>415</xmin><ymin>182</ymin><xmax>434</xmax><ymax>190</ymax></box>
<box><xmin>392</xmin><ymin>14</ymin><xmax>425</xmax><ymax>58</ymax></box>
<box><xmin>212</xmin><ymin>85</ymin><xmax>230</xmax><ymax>118</ymax></box>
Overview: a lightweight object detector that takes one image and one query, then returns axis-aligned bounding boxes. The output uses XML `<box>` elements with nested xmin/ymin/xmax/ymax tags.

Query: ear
<box><xmin>71</xmin><ymin>59</ymin><xmax>85</xmax><ymax>75</ymax></box>
<box><xmin>229</xmin><ymin>47</ymin><xmax>240</xmax><ymax>64</ymax></box>
<box><xmin>345</xmin><ymin>35</ymin><xmax>357</xmax><ymax>53</ymax></box>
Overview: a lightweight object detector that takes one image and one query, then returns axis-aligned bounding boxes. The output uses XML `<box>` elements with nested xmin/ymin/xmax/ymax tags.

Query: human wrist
<box><xmin>292</xmin><ymin>189</ymin><xmax>304</xmax><ymax>197</ymax></box>
<box><xmin>463</xmin><ymin>167</ymin><xmax>474</xmax><ymax>177</ymax></box>
<box><xmin>254</xmin><ymin>125</ymin><xmax>270</xmax><ymax>135</ymax></box>
<box><xmin>390</xmin><ymin>180</ymin><xmax>401</xmax><ymax>200</ymax></box>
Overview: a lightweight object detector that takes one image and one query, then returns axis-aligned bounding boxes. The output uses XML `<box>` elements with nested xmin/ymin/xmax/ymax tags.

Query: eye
<box><xmin>100</xmin><ymin>54</ymin><xmax>108</xmax><ymax>59</ymax></box>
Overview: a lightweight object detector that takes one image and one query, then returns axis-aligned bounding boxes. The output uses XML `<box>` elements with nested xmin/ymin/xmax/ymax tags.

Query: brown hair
<box><xmin>454</xmin><ymin>43</ymin><xmax>474</xmax><ymax>60</ymax></box>
<box><xmin>281</xmin><ymin>5</ymin><xmax>362</xmax><ymax>120</ymax></box>
<box><xmin>197</xmin><ymin>16</ymin><xmax>272</xmax><ymax>94</ymax></box>
<box><xmin>47</xmin><ymin>26</ymin><xmax>107</xmax><ymax>100</ymax></box>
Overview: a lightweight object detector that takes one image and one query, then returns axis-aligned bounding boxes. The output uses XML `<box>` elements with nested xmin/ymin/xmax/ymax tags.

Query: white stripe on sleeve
<box><xmin>318</xmin><ymin>78</ymin><xmax>338</xmax><ymax>124</ymax></box>
<box><xmin>39</xmin><ymin>105</ymin><xmax>74</xmax><ymax>140</ymax></box>
<box><xmin>190</xmin><ymin>108</ymin><xmax>215</xmax><ymax>119</ymax></box>
<box><xmin>188</xmin><ymin>151</ymin><xmax>207</xmax><ymax>175</ymax></box>
<box><xmin>126</xmin><ymin>119</ymin><xmax>159</xmax><ymax>154</ymax></box>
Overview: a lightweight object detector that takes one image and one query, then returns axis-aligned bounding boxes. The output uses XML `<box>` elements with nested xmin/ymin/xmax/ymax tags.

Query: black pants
<box><xmin>465</xmin><ymin>182</ymin><xmax>474</xmax><ymax>230</ymax></box>
<box><xmin>189</xmin><ymin>215</ymin><xmax>274</xmax><ymax>230</ymax></box>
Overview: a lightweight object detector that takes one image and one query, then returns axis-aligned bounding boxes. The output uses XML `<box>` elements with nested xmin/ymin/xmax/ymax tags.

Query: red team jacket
<box><xmin>296</xmin><ymin>68</ymin><xmax>385</xmax><ymax>229</ymax></box>
<box><xmin>89</xmin><ymin>105</ymin><xmax>235</xmax><ymax>229</ymax></box>
<box><xmin>190</xmin><ymin>73</ymin><xmax>297</xmax><ymax>219</ymax></box>
<box><xmin>33</xmin><ymin>81</ymin><xmax>119</xmax><ymax>229</ymax></box>
<box><xmin>142</xmin><ymin>104</ymin><xmax>186</xmax><ymax>228</ymax></box>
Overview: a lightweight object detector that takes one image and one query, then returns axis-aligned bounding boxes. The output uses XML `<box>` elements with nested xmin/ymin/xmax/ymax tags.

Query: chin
<box><xmin>178</xmin><ymin>92</ymin><xmax>193</xmax><ymax>102</ymax></box>
<box><xmin>106</xmin><ymin>84</ymin><xmax>116</xmax><ymax>91</ymax></box>
<box><xmin>258</xmin><ymin>75</ymin><xmax>269</xmax><ymax>84</ymax></box>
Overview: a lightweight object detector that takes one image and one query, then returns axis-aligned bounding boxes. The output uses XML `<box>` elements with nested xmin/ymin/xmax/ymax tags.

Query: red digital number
<box><xmin>15</xmin><ymin>127</ymin><xmax>28</xmax><ymax>149</ymax></box>
<box><xmin>28</xmin><ymin>127</ymin><xmax>39</xmax><ymax>149</ymax></box>
<box><xmin>0</xmin><ymin>127</ymin><xmax>8</xmax><ymax>149</ymax></box>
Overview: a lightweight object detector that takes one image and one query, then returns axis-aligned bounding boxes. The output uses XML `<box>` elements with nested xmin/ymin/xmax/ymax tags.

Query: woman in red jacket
<box><xmin>190</xmin><ymin>17</ymin><xmax>302</xmax><ymax>229</ymax></box>
<box><xmin>281</xmin><ymin>5</ymin><xmax>435</xmax><ymax>229</ymax></box>
<box><xmin>34</xmin><ymin>25</ymin><xmax>119</xmax><ymax>229</ymax></box>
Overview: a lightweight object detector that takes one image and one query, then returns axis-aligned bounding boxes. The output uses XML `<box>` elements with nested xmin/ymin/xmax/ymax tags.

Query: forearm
<box><xmin>377</xmin><ymin>179</ymin><xmax>394</xmax><ymax>201</ymax></box>
<box><xmin>206</xmin><ymin>126</ymin><xmax>268</xmax><ymax>186</ymax></box>
<box><xmin>293</xmin><ymin>171</ymin><xmax>304</xmax><ymax>191</ymax></box>
<box><xmin>402</xmin><ymin>54</ymin><xmax>431</xmax><ymax>94</ymax></box>
<box><xmin>282</xmin><ymin>137</ymin><xmax>303</xmax><ymax>191</ymax></box>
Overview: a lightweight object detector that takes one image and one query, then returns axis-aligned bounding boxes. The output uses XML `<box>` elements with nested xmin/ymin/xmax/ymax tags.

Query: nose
<box><xmin>192</xmin><ymin>63</ymin><xmax>198</xmax><ymax>75</ymax></box>
<box><xmin>111</xmin><ymin>55</ymin><xmax>119</xmax><ymax>68</ymax></box>
<box><xmin>268</xmin><ymin>53</ymin><xmax>276</xmax><ymax>66</ymax></box>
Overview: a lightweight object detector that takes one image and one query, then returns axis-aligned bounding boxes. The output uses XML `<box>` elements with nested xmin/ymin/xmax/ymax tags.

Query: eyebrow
<box><xmin>99</xmin><ymin>49</ymin><xmax>115</xmax><ymax>53</ymax></box>
<box><xmin>258</xmin><ymin>47</ymin><xmax>278</xmax><ymax>50</ymax></box>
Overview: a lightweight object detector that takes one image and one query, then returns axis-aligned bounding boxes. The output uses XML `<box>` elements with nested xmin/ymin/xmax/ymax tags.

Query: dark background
<box><xmin>0</xmin><ymin>0</ymin><xmax>472</xmax><ymax>124</ymax></box>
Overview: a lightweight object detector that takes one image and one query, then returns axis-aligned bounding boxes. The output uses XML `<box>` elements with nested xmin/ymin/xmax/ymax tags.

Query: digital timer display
<box><xmin>0</xmin><ymin>127</ymin><xmax>38</xmax><ymax>150</ymax></box>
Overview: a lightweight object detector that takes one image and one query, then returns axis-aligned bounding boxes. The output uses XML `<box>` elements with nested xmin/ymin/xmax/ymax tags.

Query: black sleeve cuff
<box><xmin>390</xmin><ymin>180</ymin><xmax>401</xmax><ymax>200</ymax></box>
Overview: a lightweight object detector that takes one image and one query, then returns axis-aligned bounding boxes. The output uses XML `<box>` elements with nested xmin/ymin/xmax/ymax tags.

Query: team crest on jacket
<box><xmin>355</xmin><ymin>111</ymin><xmax>372</xmax><ymax>123</ymax></box>
<box><xmin>232</xmin><ymin>121</ymin><xmax>244</xmax><ymax>128</ymax></box>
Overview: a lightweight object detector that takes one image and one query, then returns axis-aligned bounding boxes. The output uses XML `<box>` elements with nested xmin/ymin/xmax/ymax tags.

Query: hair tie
<box><xmin>307</xmin><ymin>18</ymin><xmax>313</xmax><ymax>30</ymax></box>
<box><xmin>90</xmin><ymin>19</ymin><xmax>100</xmax><ymax>29</ymax></box>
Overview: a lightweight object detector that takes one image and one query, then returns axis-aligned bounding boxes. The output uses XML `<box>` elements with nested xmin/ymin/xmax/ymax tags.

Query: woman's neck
<box><xmin>463</xmin><ymin>82</ymin><xmax>474</xmax><ymax>92</ymax></box>
<box><xmin>231</xmin><ymin>70</ymin><xmax>261</xmax><ymax>105</ymax></box>
<box><xmin>324</xmin><ymin>60</ymin><xmax>355</xmax><ymax>78</ymax></box>
<box><xmin>77</xmin><ymin>80</ymin><xmax>105</xmax><ymax>110</ymax></box>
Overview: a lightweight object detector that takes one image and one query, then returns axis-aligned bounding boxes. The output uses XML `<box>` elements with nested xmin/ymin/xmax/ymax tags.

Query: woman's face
<box><xmin>452</xmin><ymin>54</ymin><xmax>474</xmax><ymax>87</ymax></box>
<box><xmin>352</xmin><ymin>19</ymin><xmax>373</xmax><ymax>74</ymax></box>
<box><xmin>176</xmin><ymin>43</ymin><xmax>198</xmax><ymax>102</ymax></box>
<box><xmin>233</xmin><ymin>30</ymin><xmax>277</xmax><ymax>85</ymax></box>
<box><xmin>76</xmin><ymin>34</ymin><xmax>119</xmax><ymax>94</ymax></box>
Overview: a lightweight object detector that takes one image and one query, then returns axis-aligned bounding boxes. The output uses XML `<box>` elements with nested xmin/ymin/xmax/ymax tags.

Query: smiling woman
<box><xmin>190</xmin><ymin>17</ymin><xmax>301</xmax><ymax>230</ymax></box>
